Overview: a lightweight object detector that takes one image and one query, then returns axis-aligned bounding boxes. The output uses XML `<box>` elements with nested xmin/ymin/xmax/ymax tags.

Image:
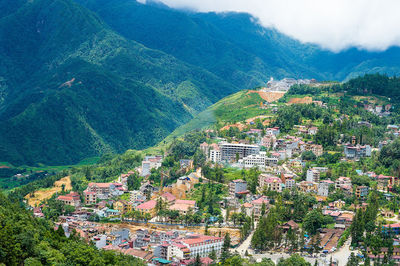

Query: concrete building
<box><xmin>181</xmin><ymin>234</ymin><xmax>224</xmax><ymax>258</ymax></box>
<box><xmin>84</xmin><ymin>191</ymin><xmax>97</xmax><ymax>205</ymax></box>
<box><xmin>258</xmin><ymin>174</ymin><xmax>283</xmax><ymax>192</ymax></box>
<box><xmin>141</xmin><ymin>155</ymin><xmax>163</xmax><ymax>176</ymax></box>
<box><xmin>229</xmin><ymin>179</ymin><xmax>248</xmax><ymax>196</ymax></box>
<box><xmin>306</xmin><ymin>168</ymin><xmax>320</xmax><ymax>183</ymax></box>
<box><xmin>57</xmin><ymin>192</ymin><xmax>81</xmax><ymax>206</ymax></box>
<box><xmin>239</xmin><ymin>152</ymin><xmax>266</xmax><ymax>169</ymax></box>
<box><xmin>355</xmin><ymin>186</ymin><xmax>369</xmax><ymax>199</ymax></box>
<box><xmin>209</xmin><ymin>149</ymin><xmax>221</xmax><ymax>163</ymax></box>
<box><xmin>219</xmin><ymin>142</ymin><xmax>260</xmax><ymax>162</ymax></box>
<box><xmin>344</xmin><ymin>144</ymin><xmax>372</xmax><ymax>160</ymax></box>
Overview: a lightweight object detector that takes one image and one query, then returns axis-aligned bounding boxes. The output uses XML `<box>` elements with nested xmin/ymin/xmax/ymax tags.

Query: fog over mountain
<box><xmin>144</xmin><ymin>0</ymin><xmax>400</xmax><ymax>51</ymax></box>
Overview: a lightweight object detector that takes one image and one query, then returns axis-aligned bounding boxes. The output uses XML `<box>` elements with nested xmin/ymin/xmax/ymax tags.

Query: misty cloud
<box><xmin>144</xmin><ymin>0</ymin><xmax>400</xmax><ymax>52</ymax></box>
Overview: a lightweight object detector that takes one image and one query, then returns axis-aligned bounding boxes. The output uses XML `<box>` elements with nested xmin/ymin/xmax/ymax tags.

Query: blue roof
<box><xmin>153</xmin><ymin>258</ymin><xmax>171</xmax><ymax>264</ymax></box>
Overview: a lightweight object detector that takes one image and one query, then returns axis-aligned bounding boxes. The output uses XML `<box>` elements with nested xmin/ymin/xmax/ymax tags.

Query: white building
<box><xmin>306</xmin><ymin>168</ymin><xmax>320</xmax><ymax>183</ymax></box>
<box><xmin>210</xmin><ymin>149</ymin><xmax>221</xmax><ymax>163</ymax></box>
<box><xmin>141</xmin><ymin>155</ymin><xmax>162</xmax><ymax>176</ymax></box>
<box><xmin>239</xmin><ymin>151</ymin><xmax>266</xmax><ymax>169</ymax></box>
<box><xmin>318</xmin><ymin>181</ymin><xmax>330</xmax><ymax>197</ymax></box>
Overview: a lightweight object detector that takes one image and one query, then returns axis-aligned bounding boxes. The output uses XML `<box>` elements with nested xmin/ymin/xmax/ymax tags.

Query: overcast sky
<box><xmin>141</xmin><ymin>0</ymin><xmax>400</xmax><ymax>52</ymax></box>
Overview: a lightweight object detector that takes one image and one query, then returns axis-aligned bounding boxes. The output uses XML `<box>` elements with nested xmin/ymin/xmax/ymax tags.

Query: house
<box><xmin>376</xmin><ymin>175</ymin><xmax>400</xmax><ymax>191</ymax></box>
<box><xmin>229</xmin><ymin>179</ymin><xmax>248</xmax><ymax>197</ymax></box>
<box><xmin>141</xmin><ymin>155</ymin><xmax>163</xmax><ymax>176</ymax></box>
<box><xmin>251</xmin><ymin>196</ymin><xmax>269</xmax><ymax>219</ymax></box>
<box><xmin>130</xmin><ymin>190</ymin><xmax>146</xmax><ymax>202</ymax></box>
<box><xmin>355</xmin><ymin>186</ymin><xmax>369</xmax><ymax>199</ymax></box>
<box><xmin>335</xmin><ymin>177</ymin><xmax>351</xmax><ymax>190</ymax></box>
<box><xmin>332</xmin><ymin>199</ymin><xmax>345</xmax><ymax>209</ymax></box>
<box><xmin>169</xmin><ymin>200</ymin><xmax>196</xmax><ymax>215</ymax></box>
<box><xmin>160</xmin><ymin>192</ymin><xmax>176</xmax><ymax>205</ymax></box>
<box><xmin>305</xmin><ymin>144</ymin><xmax>323</xmax><ymax>157</ymax></box>
<box><xmin>344</xmin><ymin>144</ymin><xmax>371</xmax><ymax>159</ymax></box>
<box><xmin>258</xmin><ymin>174</ymin><xmax>283</xmax><ymax>192</ymax></box>
<box><xmin>318</xmin><ymin>180</ymin><xmax>333</xmax><ymax>197</ymax></box>
<box><xmin>308</xmin><ymin>127</ymin><xmax>318</xmax><ymax>135</ymax></box>
<box><xmin>261</xmin><ymin>135</ymin><xmax>276</xmax><ymax>149</ymax></box>
<box><xmin>135</xmin><ymin>200</ymin><xmax>157</xmax><ymax>217</ymax></box>
<box><xmin>84</xmin><ymin>191</ymin><xmax>97</xmax><ymax>205</ymax></box>
<box><xmin>298</xmin><ymin>181</ymin><xmax>318</xmax><ymax>193</ymax></box>
<box><xmin>280</xmin><ymin>220</ymin><xmax>299</xmax><ymax>232</ymax></box>
<box><xmin>180</xmin><ymin>159</ymin><xmax>194</xmax><ymax>172</ymax></box>
<box><xmin>114</xmin><ymin>200</ymin><xmax>132</xmax><ymax>214</ymax></box>
<box><xmin>85</xmin><ymin>183</ymin><xmax>119</xmax><ymax>199</ymax></box>
<box><xmin>57</xmin><ymin>192</ymin><xmax>81</xmax><ymax>206</ymax></box>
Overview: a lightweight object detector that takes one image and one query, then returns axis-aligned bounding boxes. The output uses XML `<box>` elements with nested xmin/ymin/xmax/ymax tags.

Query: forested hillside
<box><xmin>0</xmin><ymin>191</ymin><xmax>145</xmax><ymax>265</ymax></box>
<box><xmin>0</xmin><ymin>0</ymin><xmax>234</xmax><ymax>165</ymax></box>
<box><xmin>2</xmin><ymin>0</ymin><xmax>400</xmax><ymax>166</ymax></box>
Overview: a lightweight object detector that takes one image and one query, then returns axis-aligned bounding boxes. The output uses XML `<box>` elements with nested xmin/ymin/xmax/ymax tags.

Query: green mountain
<box><xmin>2</xmin><ymin>0</ymin><xmax>400</xmax><ymax>166</ymax></box>
<box><xmin>0</xmin><ymin>0</ymin><xmax>235</xmax><ymax>165</ymax></box>
<box><xmin>76</xmin><ymin>0</ymin><xmax>400</xmax><ymax>83</ymax></box>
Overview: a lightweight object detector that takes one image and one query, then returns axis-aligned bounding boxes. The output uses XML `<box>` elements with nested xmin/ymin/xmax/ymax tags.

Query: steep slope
<box><xmin>0</xmin><ymin>0</ymin><xmax>235</xmax><ymax>165</ymax></box>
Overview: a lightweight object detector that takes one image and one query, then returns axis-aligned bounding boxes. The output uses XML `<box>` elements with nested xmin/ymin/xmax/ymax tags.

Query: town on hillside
<box><xmin>16</xmin><ymin>76</ymin><xmax>400</xmax><ymax>265</ymax></box>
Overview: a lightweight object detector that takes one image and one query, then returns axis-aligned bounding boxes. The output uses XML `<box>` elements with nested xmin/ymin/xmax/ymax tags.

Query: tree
<box><xmin>277</xmin><ymin>254</ymin><xmax>311</xmax><ymax>266</ymax></box>
<box><xmin>220</xmin><ymin>234</ymin><xmax>231</xmax><ymax>262</ymax></box>
<box><xmin>302</xmin><ymin>151</ymin><xmax>316</xmax><ymax>161</ymax></box>
<box><xmin>303</xmin><ymin>209</ymin><xmax>327</xmax><ymax>235</ymax></box>
<box><xmin>261</xmin><ymin>202</ymin><xmax>266</xmax><ymax>217</ymax></box>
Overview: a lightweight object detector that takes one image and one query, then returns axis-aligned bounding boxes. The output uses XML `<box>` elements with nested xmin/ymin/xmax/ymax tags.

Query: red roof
<box><xmin>136</xmin><ymin>200</ymin><xmax>157</xmax><ymax>210</ymax></box>
<box><xmin>88</xmin><ymin>182</ymin><xmax>112</xmax><ymax>188</ymax></box>
<box><xmin>251</xmin><ymin>196</ymin><xmax>269</xmax><ymax>205</ymax></box>
<box><xmin>161</xmin><ymin>192</ymin><xmax>176</xmax><ymax>202</ymax></box>
<box><xmin>182</xmin><ymin>235</ymin><xmax>222</xmax><ymax>245</ymax></box>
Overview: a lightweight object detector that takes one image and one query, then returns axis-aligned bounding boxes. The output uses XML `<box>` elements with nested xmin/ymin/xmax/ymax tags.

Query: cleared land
<box><xmin>247</xmin><ymin>90</ymin><xmax>286</xmax><ymax>103</ymax></box>
<box><xmin>25</xmin><ymin>176</ymin><xmax>72</xmax><ymax>207</ymax></box>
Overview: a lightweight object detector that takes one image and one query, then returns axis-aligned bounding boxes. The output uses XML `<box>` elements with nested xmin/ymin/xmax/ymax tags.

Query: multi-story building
<box><xmin>284</xmin><ymin>178</ymin><xmax>296</xmax><ymax>190</ymax></box>
<box><xmin>376</xmin><ymin>175</ymin><xmax>400</xmax><ymax>192</ymax></box>
<box><xmin>344</xmin><ymin>144</ymin><xmax>372</xmax><ymax>160</ymax></box>
<box><xmin>239</xmin><ymin>152</ymin><xmax>266</xmax><ymax>169</ymax></box>
<box><xmin>306</xmin><ymin>144</ymin><xmax>324</xmax><ymax>157</ymax></box>
<box><xmin>130</xmin><ymin>190</ymin><xmax>146</xmax><ymax>202</ymax></box>
<box><xmin>355</xmin><ymin>186</ymin><xmax>369</xmax><ymax>199</ymax></box>
<box><xmin>135</xmin><ymin>200</ymin><xmax>157</xmax><ymax>217</ymax></box>
<box><xmin>85</xmin><ymin>182</ymin><xmax>122</xmax><ymax>199</ymax></box>
<box><xmin>306</xmin><ymin>168</ymin><xmax>320</xmax><ymax>183</ymax></box>
<box><xmin>57</xmin><ymin>192</ymin><xmax>81</xmax><ymax>206</ymax></box>
<box><xmin>181</xmin><ymin>234</ymin><xmax>224</xmax><ymax>258</ymax></box>
<box><xmin>261</xmin><ymin>135</ymin><xmax>276</xmax><ymax>149</ymax></box>
<box><xmin>335</xmin><ymin>176</ymin><xmax>352</xmax><ymax>189</ymax></box>
<box><xmin>114</xmin><ymin>200</ymin><xmax>132</xmax><ymax>214</ymax></box>
<box><xmin>251</xmin><ymin>196</ymin><xmax>270</xmax><ymax>219</ymax></box>
<box><xmin>209</xmin><ymin>148</ymin><xmax>221</xmax><ymax>163</ymax></box>
<box><xmin>229</xmin><ymin>179</ymin><xmax>248</xmax><ymax>196</ymax></box>
<box><xmin>258</xmin><ymin>174</ymin><xmax>283</xmax><ymax>192</ymax></box>
<box><xmin>318</xmin><ymin>181</ymin><xmax>333</xmax><ymax>197</ymax></box>
<box><xmin>141</xmin><ymin>155</ymin><xmax>163</xmax><ymax>176</ymax></box>
<box><xmin>297</xmin><ymin>181</ymin><xmax>318</xmax><ymax>193</ymax></box>
<box><xmin>219</xmin><ymin>142</ymin><xmax>260</xmax><ymax>162</ymax></box>
<box><xmin>84</xmin><ymin>191</ymin><xmax>97</xmax><ymax>205</ymax></box>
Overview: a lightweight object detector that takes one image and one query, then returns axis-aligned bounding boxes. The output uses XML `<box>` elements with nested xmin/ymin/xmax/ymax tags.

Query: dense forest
<box><xmin>0</xmin><ymin>192</ymin><xmax>145</xmax><ymax>265</ymax></box>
